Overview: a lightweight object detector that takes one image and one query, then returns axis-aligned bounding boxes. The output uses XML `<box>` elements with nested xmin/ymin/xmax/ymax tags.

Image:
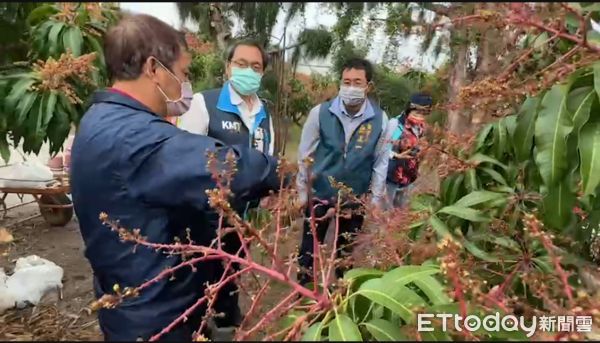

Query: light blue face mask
<box><xmin>230</xmin><ymin>67</ymin><xmax>262</xmax><ymax>96</ymax></box>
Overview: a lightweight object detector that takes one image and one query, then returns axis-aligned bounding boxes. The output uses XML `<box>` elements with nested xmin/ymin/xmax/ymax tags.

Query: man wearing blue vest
<box><xmin>178</xmin><ymin>40</ymin><xmax>273</xmax><ymax>336</ymax></box>
<box><xmin>296</xmin><ymin>58</ymin><xmax>392</xmax><ymax>286</ymax></box>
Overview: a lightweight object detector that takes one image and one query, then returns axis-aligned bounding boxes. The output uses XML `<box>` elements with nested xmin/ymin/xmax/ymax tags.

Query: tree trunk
<box><xmin>209</xmin><ymin>3</ymin><xmax>231</xmax><ymax>51</ymax></box>
<box><xmin>471</xmin><ymin>3</ymin><xmax>502</xmax><ymax>127</ymax></box>
<box><xmin>447</xmin><ymin>32</ymin><xmax>470</xmax><ymax>134</ymax></box>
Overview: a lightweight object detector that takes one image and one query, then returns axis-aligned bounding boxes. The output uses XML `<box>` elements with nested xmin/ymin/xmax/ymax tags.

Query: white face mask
<box><xmin>339</xmin><ymin>85</ymin><xmax>367</xmax><ymax>107</ymax></box>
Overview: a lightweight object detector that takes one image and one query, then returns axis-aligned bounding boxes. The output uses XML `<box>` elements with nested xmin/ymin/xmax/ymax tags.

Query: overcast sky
<box><xmin>118</xmin><ymin>2</ymin><xmax>447</xmax><ymax>74</ymax></box>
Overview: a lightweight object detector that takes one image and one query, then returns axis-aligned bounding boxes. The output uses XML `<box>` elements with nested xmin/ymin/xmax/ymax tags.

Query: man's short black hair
<box><xmin>340</xmin><ymin>58</ymin><xmax>374</xmax><ymax>82</ymax></box>
<box><xmin>226</xmin><ymin>39</ymin><xmax>269</xmax><ymax>70</ymax></box>
<box><xmin>104</xmin><ymin>14</ymin><xmax>187</xmax><ymax>81</ymax></box>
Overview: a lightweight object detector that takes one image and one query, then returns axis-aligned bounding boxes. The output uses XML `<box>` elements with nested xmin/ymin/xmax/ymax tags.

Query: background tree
<box><xmin>0</xmin><ymin>2</ymin><xmax>48</xmax><ymax>66</ymax></box>
<box><xmin>0</xmin><ymin>3</ymin><xmax>119</xmax><ymax>162</ymax></box>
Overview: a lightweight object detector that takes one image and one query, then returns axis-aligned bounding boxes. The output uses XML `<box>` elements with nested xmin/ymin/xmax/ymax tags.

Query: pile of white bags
<box><xmin>0</xmin><ymin>255</ymin><xmax>64</xmax><ymax>314</ymax></box>
<box><xmin>0</xmin><ymin>161</ymin><xmax>55</xmax><ymax>189</ymax></box>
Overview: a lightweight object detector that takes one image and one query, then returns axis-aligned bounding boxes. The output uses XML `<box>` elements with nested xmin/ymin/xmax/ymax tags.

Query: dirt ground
<box><xmin>0</xmin><ymin>202</ymin><xmax>102</xmax><ymax>340</ymax></box>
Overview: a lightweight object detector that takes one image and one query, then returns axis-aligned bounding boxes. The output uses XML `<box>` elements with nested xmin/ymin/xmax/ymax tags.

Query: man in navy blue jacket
<box><xmin>70</xmin><ymin>14</ymin><xmax>280</xmax><ymax>341</ymax></box>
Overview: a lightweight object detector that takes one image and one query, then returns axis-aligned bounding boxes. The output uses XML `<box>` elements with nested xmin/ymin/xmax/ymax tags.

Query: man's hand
<box><xmin>393</xmin><ymin>150</ymin><xmax>413</xmax><ymax>159</ymax></box>
<box><xmin>259</xmin><ymin>195</ymin><xmax>276</xmax><ymax>209</ymax></box>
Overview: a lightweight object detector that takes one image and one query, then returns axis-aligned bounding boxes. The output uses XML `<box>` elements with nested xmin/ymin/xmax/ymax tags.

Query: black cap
<box><xmin>409</xmin><ymin>93</ymin><xmax>433</xmax><ymax>107</ymax></box>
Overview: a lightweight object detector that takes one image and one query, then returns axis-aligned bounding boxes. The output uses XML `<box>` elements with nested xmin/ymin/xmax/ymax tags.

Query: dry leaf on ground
<box><xmin>0</xmin><ymin>228</ymin><xmax>14</xmax><ymax>244</ymax></box>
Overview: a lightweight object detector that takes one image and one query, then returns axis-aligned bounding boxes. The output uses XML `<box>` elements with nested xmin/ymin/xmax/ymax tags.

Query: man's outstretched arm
<box><xmin>124</xmin><ymin>120</ymin><xmax>280</xmax><ymax>212</ymax></box>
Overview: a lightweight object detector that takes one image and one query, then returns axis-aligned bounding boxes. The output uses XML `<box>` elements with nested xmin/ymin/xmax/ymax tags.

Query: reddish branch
<box><xmin>501</xmin><ymin>3</ymin><xmax>600</xmax><ymax>54</ymax></box>
<box><xmin>523</xmin><ymin>213</ymin><xmax>574</xmax><ymax>305</ymax></box>
<box><xmin>149</xmin><ymin>266</ymin><xmax>250</xmax><ymax>341</ymax></box>
<box><xmin>103</xmin><ymin>220</ymin><xmax>328</xmax><ymax>301</ymax></box>
<box><xmin>235</xmin><ymin>280</ymin><xmax>271</xmax><ymax>337</ymax></box>
<box><xmin>239</xmin><ymin>291</ymin><xmax>302</xmax><ymax>340</ymax></box>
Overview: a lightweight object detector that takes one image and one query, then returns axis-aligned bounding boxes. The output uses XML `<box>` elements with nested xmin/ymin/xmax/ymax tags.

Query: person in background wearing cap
<box><xmin>385</xmin><ymin>92</ymin><xmax>433</xmax><ymax>209</ymax></box>
<box><xmin>177</xmin><ymin>39</ymin><xmax>274</xmax><ymax>338</ymax></box>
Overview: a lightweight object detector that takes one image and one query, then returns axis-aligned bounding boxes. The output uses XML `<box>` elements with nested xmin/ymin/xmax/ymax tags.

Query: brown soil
<box><xmin>0</xmin><ymin>203</ymin><xmax>101</xmax><ymax>341</ymax></box>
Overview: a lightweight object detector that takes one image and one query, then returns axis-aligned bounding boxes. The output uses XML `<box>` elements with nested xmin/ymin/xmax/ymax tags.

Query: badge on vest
<box><xmin>221</xmin><ymin>120</ymin><xmax>242</xmax><ymax>132</ymax></box>
<box><xmin>356</xmin><ymin>123</ymin><xmax>373</xmax><ymax>149</ymax></box>
<box><xmin>252</xmin><ymin>127</ymin><xmax>265</xmax><ymax>153</ymax></box>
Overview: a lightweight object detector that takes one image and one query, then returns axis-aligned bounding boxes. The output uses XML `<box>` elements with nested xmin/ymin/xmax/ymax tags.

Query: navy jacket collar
<box><xmin>92</xmin><ymin>89</ymin><xmax>157</xmax><ymax>115</ymax></box>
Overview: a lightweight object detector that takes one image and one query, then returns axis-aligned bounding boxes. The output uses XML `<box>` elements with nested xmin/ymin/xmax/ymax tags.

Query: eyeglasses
<box><xmin>230</xmin><ymin>59</ymin><xmax>263</xmax><ymax>73</ymax></box>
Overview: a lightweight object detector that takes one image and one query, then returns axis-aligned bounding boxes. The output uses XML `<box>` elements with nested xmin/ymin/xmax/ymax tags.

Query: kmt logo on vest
<box><xmin>221</xmin><ymin>120</ymin><xmax>242</xmax><ymax>132</ymax></box>
<box><xmin>356</xmin><ymin>123</ymin><xmax>373</xmax><ymax>149</ymax></box>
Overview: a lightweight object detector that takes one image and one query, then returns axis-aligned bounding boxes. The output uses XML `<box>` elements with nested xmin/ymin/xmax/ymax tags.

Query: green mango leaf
<box><xmin>24</xmin><ymin>99</ymin><xmax>43</xmax><ymax>154</ymax></box>
<box><xmin>43</xmin><ymin>92</ymin><xmax>58</xmax><ymax>129</ymax></box>
<box><xmin>504</xmin><ymin>115</ymin><xmax>518</xmax><ymax>139</ymax></box>
<box><xmin>479</xmin><ymin>167</ymin><xmax>508</xmax><ymax>186</ymax></box>
<box><xmin>421</xmin><ymin>330</ymin><xmax>452</xmax><ymax>341</ymax></box>
<box><xmin>581</xmin><ymin>2</ymin><xmax>600</xmax><ymax>11</ymax></box>
<box><xmin>27</xmin><ymin>4</ymin><xmax>59</xmax><ymax>26</ymax></box>
<box><xmin>428</xmin><ymin>215</ymin><xmax>452</xmax><ymax>239</ymax></box>
<box><xmin>465</xmin><ymin>169</ymin><xmax>479</xmax><ymax>192</ymax></box>
<box><xmin>532</xmin><ymin>31</ymin><xmax>549</xmax><ymax>49</ymax></box>
<box><xmin>594</xmin><ymin>62</ymin><xmax>600</xmax><ymax>99</ymax></box>
<box><xmin>362</xmin><ymin>319</ymin><xmax>407</xmax><ymax>341</ymax></box>
<box><xmin>438</xmin><ymin>206</ymin><xmax>490</xmax><ymax>222</ymax></box>
<box><xmin>534</xmin><ymin>84</ymin><xmax>573</xmax><ymax>186</ymax></box>
<box><xmin>48</xmin><ymin>21</ymin><xmax>66</xmax><ymax>55</ymax></box>
<box><xmin>542</xmin><ymin>176</ymin><xmax>575</xmax><ymax>230</ymax></box>
<box><xmin>442</xmin><ymin>173</ymin><xmax>464</xmax><ymax>205</ymax></box>
<box><xmin>351</xmin><ymin>294</ymin><xmax>375</xmax><ymax>323</ymax></box>
<box><xmin>513</xmin><ymin>96</ymin><xmax>541</xmax><ymax>162</ymax></box>
<box><xmin>475</xmin><ymin>123</ymin><xmax>493</xmax><ymax>151</ymax></box>
<box><xmin>532</xmin><ymin>256</ymin><xmax>553</xmax><ymax>273</ymax></box>
<box><xmin>354</xmin><ymin>279</ymin><xmax>424</xmax><ymax>324</ymax></box>
<box><xmin>468</xmin><ymin>153</ymin><xmax>508</xmax><ymax>170</ymax></box>
<box><xmin>409</xmin><ymin>220</ymin><xmax>427</xmax><ymax>230</ymax></box>
<box><xmin>344</xmin><ymin>268</ymin><xmax>385</xmax><ymax>290</ymax></box>
<box><xmin>64</xmin><ymin>26</ymin><xmax>84</xmax><ymax>56</ymax></box>
<box><xmin>579</xmin><ymin>116</ymin><xmax>600</xmax><ymax>195</ymax></box>
<box><xmin>15</xmin><ymin>92</ymin><xmax>38</xmax><ymax>126</ymax></box>
<box><xmin>35</xmin><ymin>94</ymin><xmax>45</xmax><ymax>134</ymax></box>
<box><xmin>454</xmin><ymin>191</ymin><xmax>505</xmax><ymax>208</ymax></box>
<box><xmin>462</xmin><ymin>239</ymin><xmax>503</xmax><ymax>263</ymax></box>
<box><xmin>0</xmin><ymin>135</ymin><xmax>10</xmax><ymax>163</ymax></box>
<box><xmin>344</xmin><ymin>268</ymin><xmax>385</xmax><ymax>282</ymax></box>
<box><xmin>381</xmin><ymin>265</ymin><xmax>440</xmax><ymax>287</ymax></box>
<box><xmin>329</xmin><ymin>313</ymin><xmax>362</xmax><ymax>341</ymax></box>
<box><xmin>488</xmin><ymin>185</ymin><xmax>515</xmax><ymax>194</ymax></box>
<box><xmin>495</xmin><ymin>119</ymin><xmax>508</xmax><ymax>159</ymax></box>
<box><xmin>86</xmin><ymin>35</ymin><xmax>105</xmax><ymax>65</ymax></box>
<box><xmin>5</xmin><ymin>78</ymin><xmax>36</xmax><ymax>113</ymax></box>
<box><xmin>468</xmin><ymin>233</ymin><xmax>521</xmax><ymax>253</ymax></box>
<box><xmin>411</xmin><ymin>275</ymin><xmax>452</xmax><ymax>305</ymax></box>
<box><xmin>568</xmin><ymin>87</ymin><xmax>595</xmax><ymax>134</ymax></box>
<box><xmin>302</xmin><ymin>321</ymin><xmax>324</xmax><ymax>341</ymax></box>
<box><xmin>45</xmin><ymin>101</ymin><xmax>71</xmax><ymax>155</ymax></box>
<box><xmin>280</xmin><ymin>311</ymin><xmax>303</xmax><ymax>331</ymax></box>
<box><xmin>410</xmin><ymin>193</ymin><xmax>440</xmax><ymax>212</ymax></box>
<box><xmin>487</xmin><ymin>328</ymin><xmax>530</xmax><ymax>341</ymax></box>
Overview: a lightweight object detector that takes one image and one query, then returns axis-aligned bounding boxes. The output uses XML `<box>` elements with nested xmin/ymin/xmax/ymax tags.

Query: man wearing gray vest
<box><xmin>178</xmin><ymin>40</ymin><xmax>273</xmax><ymax>335</ymax></box>
<box><xmin>296</xmin><ymin>58</ymin><xmax>392</xmax><ymax>286</ymax></box>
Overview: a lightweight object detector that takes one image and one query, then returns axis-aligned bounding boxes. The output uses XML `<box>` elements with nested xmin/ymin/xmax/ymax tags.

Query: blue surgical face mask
<box><xmin>230</xmin><ymin>67</ymin><xmax>262</xmax><ymax>96</ymax></box>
